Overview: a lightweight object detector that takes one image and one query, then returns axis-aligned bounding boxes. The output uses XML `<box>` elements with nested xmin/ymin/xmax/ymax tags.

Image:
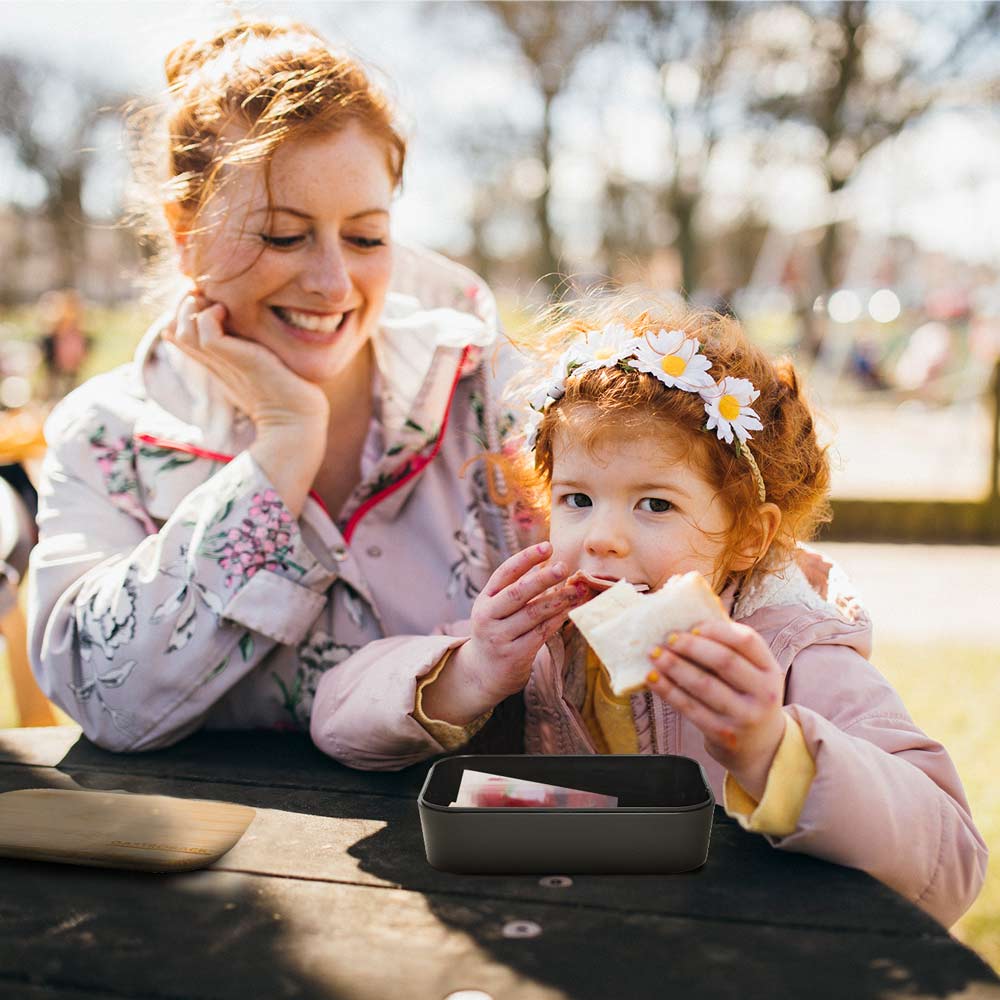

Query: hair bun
<box><xmin>164</xmin><ymin>19</ymin><xmax>323</xmax><ymax>87</ymax></box>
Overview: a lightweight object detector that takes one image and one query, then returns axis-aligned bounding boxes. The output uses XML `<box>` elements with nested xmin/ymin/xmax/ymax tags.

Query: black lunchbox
<box><xmin>418</xmin><ymin>754</ymin><xmax>714</xmax><ymax>874</ymax></box>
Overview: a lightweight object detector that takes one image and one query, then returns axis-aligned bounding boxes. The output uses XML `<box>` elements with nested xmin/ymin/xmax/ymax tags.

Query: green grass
<box><xmin>873</xmin><ymin>641</ymin><xmax>999</xmax><ymax>971</ymax></box>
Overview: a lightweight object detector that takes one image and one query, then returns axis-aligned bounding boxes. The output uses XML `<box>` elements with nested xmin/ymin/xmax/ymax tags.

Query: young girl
<box><xmin>311</xmin><ymin>301</ymin><xmax>987</xmax><ymax>928</ymax></box>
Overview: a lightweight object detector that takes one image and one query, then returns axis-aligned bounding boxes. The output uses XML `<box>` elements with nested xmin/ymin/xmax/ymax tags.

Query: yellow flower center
<box><xmin>594</xmin><ymin>347</ymin><xmax>615</xmax><ymax>360</ymax></box>
<box><xmin>660</xmin><ymin>355</ymin><xmax>686</xmax><ymax>377</ymax></box>
<box><xmin>719</xmin><ymin>395</ymin><xmax>741</xmax><ymax>421</ymax></box>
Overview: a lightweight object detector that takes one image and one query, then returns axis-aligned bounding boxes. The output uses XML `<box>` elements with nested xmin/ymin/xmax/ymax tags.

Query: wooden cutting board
<box><xmin>0</xmin><ymin>788</ymin><xmax>255</xmax><ymax>872</ymax></box>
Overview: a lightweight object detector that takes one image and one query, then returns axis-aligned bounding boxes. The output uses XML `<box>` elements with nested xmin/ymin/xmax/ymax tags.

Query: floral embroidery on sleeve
<box><xmin>89</xmin><ymin>425</ymin><xmax>157</xmax><ymax>535</ymax></box>
<box><xmin>71</xmin><ymin>565</ymin><xmax>141</xmax><ymax>736</ymax></box>
<box><xmin>448</xmin><ymin>462</ymin><xmax>500</xmax><ymax>600</ymax></box>
<box><xmin>199</xmin><ymin>488</ymin><xmax>306</xmax><ymax>587</ymax></box>
<box><xmin>273</xmin><ymin>631</ymin><xmax>360</xmax><ymax>729</ymax></box>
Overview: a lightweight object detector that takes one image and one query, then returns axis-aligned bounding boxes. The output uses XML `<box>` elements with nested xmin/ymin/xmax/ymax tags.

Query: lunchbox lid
<box><xmin>419</xmin><ymin>754</ymin><xmax>714</xmax><ymax>813</ymax></box>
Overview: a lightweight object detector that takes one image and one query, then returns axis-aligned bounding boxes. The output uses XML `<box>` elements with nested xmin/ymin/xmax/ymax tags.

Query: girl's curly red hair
<box><xmin>503</xmin><ymin>298</ymin><xmax>831</xmax><ymax>582</ymax></box>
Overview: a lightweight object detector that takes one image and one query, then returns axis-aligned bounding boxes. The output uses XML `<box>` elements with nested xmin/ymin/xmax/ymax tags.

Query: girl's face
<box><xmin>176</xmin><ymin>121</ymin><xmax>395</xmax><ymax>387</ymax></box>
<box><xmin>548</xmin><ymin>414</ymin><xmax>734</xmax><ymax>593</ymax></box>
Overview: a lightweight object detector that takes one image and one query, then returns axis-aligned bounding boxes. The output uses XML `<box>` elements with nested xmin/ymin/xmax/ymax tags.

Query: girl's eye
<box><xmin>260</xmin><ymin>234</ymin><xmax>305</xmax><ymax>249</ymax></box>
<box><xmin>347</xmin><ymin>236</ymin><xmax>387</xmax><ymax>249</ymax></box>
<box><xmin>638</xmin><ymin>497</ymin><xmax>673</xmax><ymax>513</ymax></box>
<box><xmin>564</xmin><ymin>493</ymin><xmax>593</xmax><ymax>509</ymax></box>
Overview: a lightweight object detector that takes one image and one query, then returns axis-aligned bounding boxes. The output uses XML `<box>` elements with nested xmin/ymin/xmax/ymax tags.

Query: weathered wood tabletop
<box><xmin>1</xmin><ymin>725</ymin><xmax>997</xmax><ymax>1000</ymax></box>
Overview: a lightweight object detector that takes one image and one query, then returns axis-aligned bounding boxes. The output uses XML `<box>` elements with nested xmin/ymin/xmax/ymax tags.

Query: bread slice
<box><xmin>568</xmin><ymin>571</ymin><xmax>728</xmax><ymax>697</ymax></box>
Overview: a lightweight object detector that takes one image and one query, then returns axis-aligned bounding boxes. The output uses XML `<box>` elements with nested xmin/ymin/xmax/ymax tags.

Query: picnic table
<box><xmin>1</xmin><ymin>725</ymin><xmax>998</xmax><ymax>1000</ymax></box>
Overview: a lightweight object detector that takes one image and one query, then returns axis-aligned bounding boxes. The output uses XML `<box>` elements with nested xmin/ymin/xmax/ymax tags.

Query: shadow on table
<box><xmin>27</xmin><ymin>731</ymin><xmax>1000</xmax><ymax>1000</ymax></box>
<box><xmin>346</xmin><ymin>796</ymin><xmax>999</xmax><ymax>1000</ymax></box>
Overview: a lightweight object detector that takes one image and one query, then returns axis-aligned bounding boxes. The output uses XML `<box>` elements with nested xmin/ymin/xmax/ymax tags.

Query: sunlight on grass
<box><xmin>874</xmin><ymin>641</ymin><xmax>999</xmax><ymax>973</ymax></box>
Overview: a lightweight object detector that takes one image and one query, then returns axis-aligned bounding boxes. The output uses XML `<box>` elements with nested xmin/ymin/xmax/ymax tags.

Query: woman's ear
<box><xmin>729</xmin><ymin>502</ymin><xmax>782</xmax><ymax>571</ymax></box>
<box><xmin>163</xmin><ymin>202</ymin><xmax>196</xmax><ymax>277</ymax></box>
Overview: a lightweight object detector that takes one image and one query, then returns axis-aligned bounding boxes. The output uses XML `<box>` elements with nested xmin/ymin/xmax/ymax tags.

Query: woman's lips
<box><xmin>271</xmin><ymin>305</ymin><xmax>351</xmax><ymax>343</ymax></box>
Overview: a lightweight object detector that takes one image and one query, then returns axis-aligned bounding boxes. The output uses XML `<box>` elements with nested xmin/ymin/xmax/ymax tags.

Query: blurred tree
<box><xmin>747</xmin><ymin>0</ymin><xmax>1000</xmax><ymax>353</ymax></box>
<box><xmin>483</xmin><ymin>0</ymin><xmax>622</xmax><ymax>290</ymax></box>
<box><xmin>0</xmin><ymin>53</ymin><xmax>122</xmax><ymax>296</ymax></box>
<box><xmin>620</xmin><ymin>1</ymin><xmax>737</xmax><ymax>296</ymax></box>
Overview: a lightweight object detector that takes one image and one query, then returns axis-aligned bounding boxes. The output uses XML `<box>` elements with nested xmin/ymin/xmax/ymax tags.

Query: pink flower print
<box><xmin>205</xmin><ymin>486</ymin><xmax>305</xmax><ymax>588</ymax></box>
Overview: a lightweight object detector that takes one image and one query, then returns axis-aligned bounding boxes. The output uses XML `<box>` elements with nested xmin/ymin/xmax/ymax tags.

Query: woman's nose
<box><xmin>301</xmin><ymin>242</ymin><xmax>352</xmax><ymax>303</ymax></box>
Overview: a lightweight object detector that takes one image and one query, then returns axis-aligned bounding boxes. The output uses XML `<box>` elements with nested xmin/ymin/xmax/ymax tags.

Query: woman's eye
<box><xmin>638</xmin><ymin>497</ymin><xmax>672</xmax><ymax>513</ymax></box>
<box><xmin>260</xmin><ymin>234</ymin><xmax>305</xmax><ymax>249</ymax></box>
<box><xmin>564</xmin><ymin>493</ymin><xmax>592</xmax><ymax>509</ymax></box>
<box><xmin>347</xmin><ymin>236</ymin><xmax>387</xmax><ymax>249</ymax></box>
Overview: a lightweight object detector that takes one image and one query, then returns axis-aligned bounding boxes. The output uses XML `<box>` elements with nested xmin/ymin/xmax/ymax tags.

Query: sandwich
<box><xmin>568</xmin><ymin>571</ymin><xmax>728</xmax><ymax>697</ymax></box>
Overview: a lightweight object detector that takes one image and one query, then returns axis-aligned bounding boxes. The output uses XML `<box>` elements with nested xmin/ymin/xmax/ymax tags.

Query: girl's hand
<box><xmin>465</xmin><ymin>542</ymin><xmax>589</xmax><ymax>701</ymax></box>
<box><xmin>423</xmin><ymin>543</ymin><xmax>590</xmax><ymax>725</ymax></box>
<box><xmin>163</xmin><ymin>291</ymin><xmax>329</xmax><ymax>516</ymax></box>
<box><xmin>646</xmin><ymin>620</ymin><xmax>787</xmax><ymax>801</ymax></box>
<box><xmin>163</xmin><ymin>291</ymin><xmax>330</xmax><ymax>433</ymax></box>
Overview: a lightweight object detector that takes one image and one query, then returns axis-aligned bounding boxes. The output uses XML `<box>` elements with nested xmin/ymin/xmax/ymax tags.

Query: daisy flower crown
<box><xmin>523</xmin><ymin>323</ymin><xmax>767</xmax><ymax>502</ymax></box>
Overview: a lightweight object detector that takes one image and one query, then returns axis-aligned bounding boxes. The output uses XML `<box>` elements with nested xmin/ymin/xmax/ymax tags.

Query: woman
<box><xmin>28</xmin><ymin>19</ymin><xmax>555</xmax><ymax>751</ymax></box>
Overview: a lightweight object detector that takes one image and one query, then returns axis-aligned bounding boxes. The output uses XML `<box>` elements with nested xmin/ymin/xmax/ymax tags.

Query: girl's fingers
<box><xmin>655</xmin><ymin>629</ymin><xmax>775</xmax><ymax>698</ymax></box>
<box><xmin>502</xmin><ymin>582</ymin><xmax>586</xmax><ymax>640</ymax></box>
<box><xmin>646</xmin><ymin>673</ymin><xmax>737</xmax><ymax>747</ymax></box>
<box><xmin>684</xmin><ymin>620</ymin><xmax>777</xmax><ymax>673</ymax></box>
<box><xmin>647</xmin><ymin>648</ymin><xmax>748</xmax><ymax>718</ymax></box>
<box><xmin>483</xmin><ymin>543</ymin><xmax>554</xmax><ymax>598</ymax></box>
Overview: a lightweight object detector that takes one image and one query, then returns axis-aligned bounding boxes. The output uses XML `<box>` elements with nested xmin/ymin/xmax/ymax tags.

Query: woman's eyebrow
<box><xmin>247</xmin><ymin>206</ymin><xmax>390</xmax><ymax>221</ymax></box>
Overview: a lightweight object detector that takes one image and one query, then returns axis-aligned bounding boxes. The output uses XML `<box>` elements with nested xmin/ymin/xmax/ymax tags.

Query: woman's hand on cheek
<box><xmin>164</xmin><ymin>291</ymin><xmax>330</xmax><ymax>517</ymax></box>
<box><xmin>164</xmin><ymin>291</ymin><xmax>329</xmax><ymax>433</ymax></box>
<box><xmin>646</xmin><ymin>620</ymin><xmax>787</xmax><ymax>801</ymax></box>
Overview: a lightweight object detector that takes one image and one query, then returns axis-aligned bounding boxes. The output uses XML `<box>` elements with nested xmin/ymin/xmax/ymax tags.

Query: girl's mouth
<box><xmin>271</xmin><ymin>306</ymin><xmax>350</xmax><ymax>342</ymax></box>
<box><xmin>576</xmin><ymin>572</ymin><xmax>651</xmax><ymax>593</ymax></box>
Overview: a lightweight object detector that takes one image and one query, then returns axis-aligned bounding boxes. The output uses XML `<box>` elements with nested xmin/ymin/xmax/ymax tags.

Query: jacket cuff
<box><xmin>723</xmin><ymin>712</ymin><xmax>817</xmax><ymax>837</ymax></box>
<box><xmin>412</xmin><ymin>647</ymin><xmax>493</xmax><ymax>750</ymax></box>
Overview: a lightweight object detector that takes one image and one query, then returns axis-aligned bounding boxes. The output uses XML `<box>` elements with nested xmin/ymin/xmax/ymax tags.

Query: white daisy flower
<box><xmin>526</xmin><ymin>351</ymin><xmax>576</xmax><ymax>411</ymax></box>
<box><xmin>631</xmin><ymin>328</ymin><xmax>716</xmax><ymax>393</ymax></box>
<box><xmin>574</xmin><ymin>322</ymin><xmax>636</xmax><ymax>373</ymax></box>
<box><xmin>523</xmin><ymin>407</ymin><xmax>545</xmax><ymax>450</ymax></box>
<box><xmin>703</xmin><ymin>377</ymin><xmax>764</xmax><ymax>444</ymax></box>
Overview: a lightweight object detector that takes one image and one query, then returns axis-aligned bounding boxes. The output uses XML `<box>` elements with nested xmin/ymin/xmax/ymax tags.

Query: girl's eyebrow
<box><xmin>636</xmin><ymin>480</ymin><xmax>692</xmax><ymax>498</ymax></box>
<box><xmin>248</xmin><ymin>206</ymin><xmax>390</xmax><ymax>221</ymax></box>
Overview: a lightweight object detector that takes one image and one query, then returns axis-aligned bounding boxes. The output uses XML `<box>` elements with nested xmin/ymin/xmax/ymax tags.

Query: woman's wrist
<box><xmin>249</xmin><ymin>424</ymin><xmax>326</xmax><ymax>518</ymax></box>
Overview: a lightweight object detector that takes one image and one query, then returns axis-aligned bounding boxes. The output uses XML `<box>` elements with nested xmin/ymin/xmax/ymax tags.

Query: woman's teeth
<box><xmin>275</xmin><ymin>307</ymin><xmax>344</xmax><ymax>333</ymax></box>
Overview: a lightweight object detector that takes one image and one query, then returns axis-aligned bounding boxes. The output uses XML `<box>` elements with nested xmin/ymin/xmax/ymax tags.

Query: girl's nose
<box><xmin>301</xmin><ymin>242</ymin><xmax>352</xmax><ymax>303</ymax></box>
<box><xmin>584</xmin><ymin>515</ymin><xmax>630</xmax><ymax>558</ymax></box>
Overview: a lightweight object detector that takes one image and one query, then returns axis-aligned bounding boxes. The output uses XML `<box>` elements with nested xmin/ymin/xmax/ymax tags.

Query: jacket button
<box><xmin>366</xmin><ymin>545</ymin><xmax>382</xmax><ymax>558</ymax></box>
<box><xmin>332</xmin><ymin>546</ymin><xmax>348</xmax><ymax>562</ymax></box>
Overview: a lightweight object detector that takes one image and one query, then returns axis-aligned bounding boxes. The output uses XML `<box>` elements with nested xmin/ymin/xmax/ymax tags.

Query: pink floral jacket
<box><xmin>28</xmin><ymin>244</ymin><xmax>517</xmax><ymax>751</ymax></box>
<box><xmin>311</xmin><ymin>560</ymin><xmax>988</xmax><ymax>928</ymax></box>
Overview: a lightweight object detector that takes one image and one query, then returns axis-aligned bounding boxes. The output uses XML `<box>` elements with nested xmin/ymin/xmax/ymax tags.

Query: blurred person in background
<box><xmin>1</xmin><ymin>475</ymin><xmax>56</xmax><ymax>726</ymax></box>
<box><xmin>26</xmin><ymin>18</ymin><xmax>552</xmax><ymax>752</ymax></box>
<box><xmin>36</xmin><ymin>288</ymin><xmax>92</xmax><ymax>402</ymax></box>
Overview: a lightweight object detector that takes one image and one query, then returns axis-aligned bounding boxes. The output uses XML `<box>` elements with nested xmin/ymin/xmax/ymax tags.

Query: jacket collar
<box><xmin>128</xmin><ymin>243</ymin><xmax>499</xmax><ymax>527</ymax></box>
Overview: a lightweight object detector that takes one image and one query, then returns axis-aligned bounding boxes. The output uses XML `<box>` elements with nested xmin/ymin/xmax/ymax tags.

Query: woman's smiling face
<box><xmin>176</xmin><ymin>121</ymin><xmax>395</xmax><ymax>387</ymax></box>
